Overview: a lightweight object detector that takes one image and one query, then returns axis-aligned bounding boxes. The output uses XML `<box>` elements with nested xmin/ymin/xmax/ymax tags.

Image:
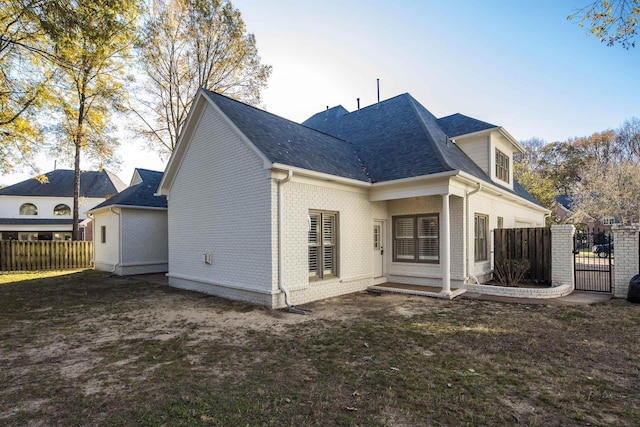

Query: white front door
<box><xmin>373</xmin><ymin>220</ymin><xmax>384</xmax><ymax>278</ymax></box>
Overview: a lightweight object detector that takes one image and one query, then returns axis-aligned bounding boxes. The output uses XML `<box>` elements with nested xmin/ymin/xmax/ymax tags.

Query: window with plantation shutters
<box><xmin>308</xmin><ymin>211</ymin><xmax>338</xmax><ymax>279</ymax></box>
<box><xmin>393</xmin><ymin>214</ymin><xmax>439</xmax><ymax>263</ymax></box>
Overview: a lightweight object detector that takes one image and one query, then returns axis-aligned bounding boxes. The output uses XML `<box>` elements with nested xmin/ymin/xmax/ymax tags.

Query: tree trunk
<box><xmin>72</xmin><ymin>140</ymin><xmax>81</xmax><ymax>241</ymax></box>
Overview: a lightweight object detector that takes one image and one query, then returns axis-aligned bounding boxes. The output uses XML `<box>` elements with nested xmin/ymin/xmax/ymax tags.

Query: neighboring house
<box><xmin>157</xmin><ymin>89</ymin><xmax>548</xmax><ymax>309</ymax></box>
<box><xmin>555</xmin><ymin>195</ymin><xmax>617</xmax><ymax>235</ymax></box>
<box><xmin>0</xmin><ymin>169</ymin><xmax>126</xmax><ymax>241</ymax></box>
<box><xmin>88</xmin><ymin>169</ymin><xmax>168</xmax><ymax>275</ymax></box>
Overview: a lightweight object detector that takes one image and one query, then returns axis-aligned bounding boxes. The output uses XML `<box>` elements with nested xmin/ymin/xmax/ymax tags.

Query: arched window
<box><xmin>54</xmin><ymin>204</ymin><xmax>71</xmax><ymax>216</ymax></box>
<box><xmin>19</xmin><ymin>203</ymin><xmax>38</xmax><ymax>215</ymax></box>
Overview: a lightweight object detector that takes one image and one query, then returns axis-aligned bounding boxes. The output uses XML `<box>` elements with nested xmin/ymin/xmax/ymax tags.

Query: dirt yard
<box><xmin>1</xmin><ymin>270</ymin><xmax>639</xmax><ymax>426</ymax></box>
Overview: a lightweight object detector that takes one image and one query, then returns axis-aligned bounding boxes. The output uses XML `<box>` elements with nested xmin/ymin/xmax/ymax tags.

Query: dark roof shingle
<box><xmin>0</xmin><ymin>169</ymin><xmax>126</xmax><ymax>197</ymax></box>
<box><xmin>203</xmin><ymin>90</ymin><xmax>370</xmax><ymax>182</ymax></box>
<box><xmin>437</xmin><ymin>113</ymin><xmax>497</xmax><ymax>138</ymax></box>
<box><xmin>90</xmin><ymin>169</ymin><xmax>167</xmax><ymax>210</ymax></box>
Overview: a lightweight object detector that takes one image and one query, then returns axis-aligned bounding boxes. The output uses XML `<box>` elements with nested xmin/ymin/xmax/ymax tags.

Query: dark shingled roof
<box><xmin>200</xmin><ymin>90</ymin><xmax>542</xmax><ymax>206</ymax></box>
<box><xmin>555</xmin><ymin>195</ymin><xmax>573</xmax><ymax>210</ymax></box>
<box><xmin>90</xmin><ymin>169</ymin><xmax>167</xmax><ymax>210</ymax></box>
<box><xmin>202</xmin><ymin>90</ymin><xmax>370</xmax><ymax>182</ymax></box>
<box><xmin>303</xmin><ymin>105</ymin><xmax>349</xmax><ymax>129</ymax></box>
<box><xmin>0</xmin><ymin>169</ymin><xmax>126</xmax><ymax>197</ymax></box>
<box><xmin>301</xmin><ymin>93</ymin><xmax>490</xmax><ymax>183</ymax></box>
<box><xmin>437</xmin><ymin>113</ymin><xmax>497</xmax><ymax>138</ymax></box>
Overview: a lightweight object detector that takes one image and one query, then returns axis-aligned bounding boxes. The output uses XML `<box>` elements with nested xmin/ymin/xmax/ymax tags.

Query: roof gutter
<box><xmin>271</xmin><ymin>163</ymin><xmax>371</xmax><ymax>188</ymax></box>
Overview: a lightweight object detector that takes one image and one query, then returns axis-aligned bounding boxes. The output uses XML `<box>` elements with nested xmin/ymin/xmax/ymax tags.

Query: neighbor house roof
<box><xmin>0</xmin><ymin>169</ymin><xmax>126</xmax><ymax>197</ymax></box>
<box><xmin>89</xmin><ymin>169</ymin><xmax>167</xmax><ymax>211</ymax></box>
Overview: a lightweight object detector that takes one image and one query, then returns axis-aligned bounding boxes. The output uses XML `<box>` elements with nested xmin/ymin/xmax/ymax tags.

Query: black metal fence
<box><xmin>573</xmin><ymin>231</ymin><xmax>612</xmax><ymax>292</ymax></box>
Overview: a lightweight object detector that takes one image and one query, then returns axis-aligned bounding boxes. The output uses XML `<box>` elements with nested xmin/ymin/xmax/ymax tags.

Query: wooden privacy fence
<box><xmin>0</xmin><ymin>241</ymin><xmax>93</xmax><ymax>271</ymax></box>
<box><xmin>494</xmin><ymin>227</ymin><xmax>551</xmax><ymax>284</ymax></box>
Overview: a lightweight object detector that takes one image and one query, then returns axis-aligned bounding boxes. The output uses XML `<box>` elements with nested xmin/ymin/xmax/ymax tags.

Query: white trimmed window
<box><xmin>393</xmin><ymin>215</ymin><xmax>439</xmax><ymax>263</ymax></box>
<box><xmin>54</xmin><ymin>204</ymin><xmax>71</xmax><ymax>216</ymax></box>
<box><xmin>309</xmin><ymin>211</ymin><xmax>338</xmax><ymax>280</ymax></box>
<box><xmin>19</xmin><ymin>203</ymin><xmax>38</xmax><ymax>215</ymax></box>
<box><xmin>495</xmin><ymin>149</ymin><xmax>510</xmax><ymax>183</ymax></box>
<box><xmin>308</xmin><ymin>211</ymin><xmax>338</xmax><ymax>279</ymax></box>
<box><xmin>475</xmin><ymin>214</ymin><xmax>488</xmax><ymax>261</ymax></box>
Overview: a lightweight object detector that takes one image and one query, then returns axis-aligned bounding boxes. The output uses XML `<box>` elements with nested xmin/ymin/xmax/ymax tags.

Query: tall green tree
<box><xmin>34</xmin><ymin>0</ymin><xmax>142</xmax><ymax>239</ymax></box>
<box><xmin>135</xmin><ymin>0</ymin><xmax>271</xmax><ymax>156</ymax></box>
<box><xmin>0</xmin><ymin>0</ymin><xmax>51</xmax><ymax>174</ymax></box>
<box><xmin>568</xmin><ymin>0</ymin><xmax>640</xmax><ymax>48</ymax></box>
<box><xmin>514</xmin><ymin>138</ymin><xmax>561</xmax><ymax>225</ymax></box>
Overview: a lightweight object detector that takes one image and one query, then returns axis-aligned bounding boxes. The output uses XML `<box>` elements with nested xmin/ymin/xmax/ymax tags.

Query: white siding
<box><xmin>166</xmin><ymin>104</ymin><xmax>273</xmax><ymax>303</ymax></box>
<box><xmin>120</xmin><ymin>209</ymin><xmax>168</xmax><ymax>275</ymax></box>
<box><xmin>275</xmin><ymin>178</ymin><xmax>387</xmax><ymax>308</ymax></box>
<box><xmin>92</xmin><ymin>208</ymin><xmax>121</xmax><ymax>272</ymax></box>
<box><xmin>490</xmin><ymin>133</ymin><xmax>515</xmax><ymax>190</ymax></box>
<box><xmin>454</xmin><ymin>135</ymin><xmax>490</xmax><ymax>175</ymax></box>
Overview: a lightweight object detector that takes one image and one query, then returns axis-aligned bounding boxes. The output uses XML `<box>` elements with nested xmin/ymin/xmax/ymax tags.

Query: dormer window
<box><xmin>495</xmin><ymin>149</ymin><xmax>509</xmax><ymax>183</ymax></box>
<box><xmin>19</xmin><ymin>203</ymin><xmax>38</xmax><ymax>215</ymax></box>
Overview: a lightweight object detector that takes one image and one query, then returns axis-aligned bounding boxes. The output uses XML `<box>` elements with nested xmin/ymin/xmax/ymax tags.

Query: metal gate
<box><xmin>573</xmin><ymin>231</ymin><xmax>612</xmax><ymax>292</ymax></box>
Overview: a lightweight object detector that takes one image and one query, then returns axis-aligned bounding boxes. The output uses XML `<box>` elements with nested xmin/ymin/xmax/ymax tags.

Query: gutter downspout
<box><xmin>465</xmin><ymin>183</ymin><xmax>483</xmax><ymax>285</ymax></box>
<box><xmin>110</xmin><ymin>207</ymin><xmax>121</xmax><ymax>274</ymax></box>
<box><xmin>277</xmin><ymin>171</ymin><xmax>311</xmax><ymax>314</ymax></box>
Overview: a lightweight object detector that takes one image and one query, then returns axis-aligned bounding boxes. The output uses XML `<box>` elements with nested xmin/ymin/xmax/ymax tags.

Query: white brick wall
<box><xmin>387</xmin><ymin>195</ymin><xmax>465</xmax><ymax>287</ymax></box>
<box><xmin>275</xmin><ymin>179</ymin><xmax>387</xmax><ymax>307</ymax></box>
<box><xmin>613</xmin><ymin>225</ymin><xmax>639</xmax><ymax>298</ymax></box>
<box><xmin>166</xmin><ymin>104</ymin><xmax>273</xmax><ymax>299</ymax></box>
<box><xmin>120</xmin><ymin>208</ymin><xmax>168</xmax><ymax>274</ymax></box>
<box><xmin>550</xmin><ymin>224</ymin><xmax>575</xmax><ymax>288</ymax></box>
<box><xmin>93</xmin><ymin>207</ymin><xmax>169</xmax><ymax>275</ymax></box>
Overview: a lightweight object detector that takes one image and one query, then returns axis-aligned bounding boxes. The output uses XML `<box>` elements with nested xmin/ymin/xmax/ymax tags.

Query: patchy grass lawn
<box><xmin>0</xmin><ymin>270</ymin><xmax>639</xmax><ymax>426</ymax></box>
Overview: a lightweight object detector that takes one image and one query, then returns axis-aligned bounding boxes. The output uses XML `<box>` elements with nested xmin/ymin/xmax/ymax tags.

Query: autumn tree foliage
<box><xmin>516</xmin><ymin>120</ymin><xmax>640</xmax><ymax>226</ymax></box>
<box><xmin>134</xmin><ymin>0</ymin><xmax>272</xmax><ymax>156</ymax></box>
<box><xmin>33</xmin><ymin>0</ymin><xmax>142</xmax><ymax>239</ymax></box>
<box><xmin>569</xmin><ymin>0</ymin><xmax>640</xmax><ymax>48</ymax></box>
<box><xmin>0</xmin><ymin>0</ymin><xmax>52</xmax><ymax>174</ymax></box>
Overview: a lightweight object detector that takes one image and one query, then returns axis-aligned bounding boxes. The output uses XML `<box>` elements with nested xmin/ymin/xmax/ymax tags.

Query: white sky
<box><xmin>3</xmin><ymin>0</ymin><xmax>639</xmax><ymax>187</ymax></box>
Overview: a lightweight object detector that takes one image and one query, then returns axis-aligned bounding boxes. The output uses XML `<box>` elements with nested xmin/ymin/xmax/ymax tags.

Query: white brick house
<box><xmin>157</xmin><ymin>90</ymin><xmax>548</xmax><ymax>309</ymax></box>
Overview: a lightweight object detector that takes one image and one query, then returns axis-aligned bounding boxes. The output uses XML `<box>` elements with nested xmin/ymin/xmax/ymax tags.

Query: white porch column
<box><xmin>442</xmin><ymin>193</ymin><xmax>451</xmax><ymax>294</ymax></box>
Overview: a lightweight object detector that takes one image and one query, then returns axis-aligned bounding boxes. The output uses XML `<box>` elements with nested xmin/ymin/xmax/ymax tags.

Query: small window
<box><xmin>54</xmin><ymin>204</ymin><xmax>71</xmax><ymax>216</ymax></box>
<box><xmin>53</xmin><ymin>233</ymin><xmax>72</xmax><ymax>241</ymax></box>
<box><xmin>393</xmin><ymin>214</ymin><xmax>439</xmax><ymax>263</ymax></box>
<box><xmin>497</xmin><ymin>217</ymin><xmax>504</xmax><ymax>229</ymax></box>
<box><xmin>308</xmin><ymin>211</ymin><xmax>338</xmax><ymax>279</ymax></box>
<box><xmin>18</xmin><ymin>232</ymin><xmax>38</xmax><ymax>241</ymax></box>
<box><xmin>101</xmin><ymin>226</ymin><xmax>106</xmax><ymax>244</ymax></box>
<box><xmin>475</xmin><ymin>214</ymin><xmax>488</xmax><ymax>261</ymax></box>
<box><xmin>19</xmin><ymin>203</ymin><xmax>38</xmax><ymax>215</ymax></box>
<box><xmin>495</xmin><ymin>149</ymin><xmax>510</xmax><ymax>183</ymax></box>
